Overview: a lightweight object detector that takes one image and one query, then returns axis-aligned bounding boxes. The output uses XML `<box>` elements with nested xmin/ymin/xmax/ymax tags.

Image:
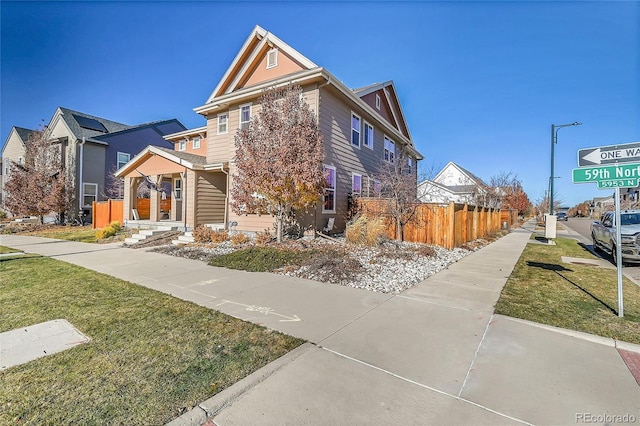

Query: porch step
<box><xmin>125</xmin><ymin>230</ymin><xmax>171</xmax><ymax>245</ymax></box>
<box><xmin>172</xmin><ymin>232</ymin><xmax>195</xmax><ymax>245</ymax></box>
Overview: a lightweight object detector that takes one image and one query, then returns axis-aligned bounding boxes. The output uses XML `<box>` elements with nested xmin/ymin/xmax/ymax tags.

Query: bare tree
<box><xmin>376</xmin><ymin>149</ymin><xmax>420</xmax><ymax>241</ymax></box>
<box><xmin>4</xmin><ymin>130</ymin><xmax>73</xmax><ymax>223</ymax></box>
<box><xmin>231</xmin><ymin>84</ymin><xmax>325</xmax><ymax>242</ymax></box>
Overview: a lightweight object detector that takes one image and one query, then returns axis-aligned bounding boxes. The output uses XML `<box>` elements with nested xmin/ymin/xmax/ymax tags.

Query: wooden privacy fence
<box><xmin>134</xmin><ymin>198</ymin><xmax>171</xmax><ymax>220</ymax></box>
<box><xmin>92</xmin><ymin>199</ymin><xmax>124</xmax><ymax>229</ymax></box>
<box><xmin>358</xmin><ymin>199</ymin><xmax>504</xmax><ymax>249</ymax></box>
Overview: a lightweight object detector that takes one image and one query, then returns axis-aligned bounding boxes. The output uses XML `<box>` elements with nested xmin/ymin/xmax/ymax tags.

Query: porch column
<box><xmin>150</xmin><ymin>175</ymin><xmax>160</xmax><ymax>222</ymax></box>
<box><xmin>122</xmin><ymin>177</ymin><xmax>131</xmax><ymax>220</ymax></box>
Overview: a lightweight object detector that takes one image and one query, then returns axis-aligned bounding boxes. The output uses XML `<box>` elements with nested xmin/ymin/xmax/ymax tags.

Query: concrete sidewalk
<box><xmin>2</xmin><ymin>223</ymin><xmax>639</xmax><ymax>425</ymax></box>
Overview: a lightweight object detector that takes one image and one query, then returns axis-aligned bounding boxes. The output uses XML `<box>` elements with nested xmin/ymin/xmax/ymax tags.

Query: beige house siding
<box><xmin>194</xmin><ymin>171</ymin><xmax>226</xmax><ymax>226</ymax></box>
<box><xmin>1</xmin><ymin>129</ymin><xmax>28</xmax><ymax>211</ymax></box>
<box><xmin>241</xmin><ymin>48</ymin><xmax>306</xmax><ymax>89</ymax></box>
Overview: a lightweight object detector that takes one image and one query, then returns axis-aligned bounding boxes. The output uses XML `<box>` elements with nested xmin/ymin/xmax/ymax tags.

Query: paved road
<box><xmin>561</xmin><ymin>216</ymin><xmax>640</xmax><ymax>284</ymax></box>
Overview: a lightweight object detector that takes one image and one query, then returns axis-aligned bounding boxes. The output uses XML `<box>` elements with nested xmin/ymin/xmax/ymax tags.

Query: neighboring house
<box><xmin>418</xmin><ymin>161</ymin><xmax>486</xmax><ymax>205</ymax></box>
<box><xmin>1</xmin><ymin>107</ymin><xmax>186</xmax><ymax>218</ymax></box>
<box><xmin>1</xmin><ymin>126</ymin><xmax>40</xmax><ymax>215</ymax></box>
<box><xmin>116</xmin><ymin>25</ymin><xmax>423</xmax><ymax>233</ymax></box>
<box><xmin>592</xmin><ymin>195</ymin><xmax>614</xmax><ymax>217</ymax></box>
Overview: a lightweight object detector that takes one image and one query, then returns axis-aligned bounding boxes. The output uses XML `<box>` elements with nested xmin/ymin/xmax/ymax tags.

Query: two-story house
<box><xmin>418</xmin><ymin>161</ymin><xmax>487</xmax><ymax>206</ymax></box>
<box><xmin>1</xmin><ymin>107</ymin><xmax>185</xmax><ymax>219</ymax></box>
<box><xmin>116</xmin><ymin>25</ymin><xmax>423</xmax><ymax>233</ymax></box>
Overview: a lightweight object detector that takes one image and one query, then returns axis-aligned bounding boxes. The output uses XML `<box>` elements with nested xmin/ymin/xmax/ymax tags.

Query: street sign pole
<box><xmin>614</xmin><ymin>187</ymin><xmax>624</xmax><ymax>317</ymax></box>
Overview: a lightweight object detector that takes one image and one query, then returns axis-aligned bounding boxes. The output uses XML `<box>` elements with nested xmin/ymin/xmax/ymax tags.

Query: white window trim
<box><xmin>217</xmin><ymin>113</ymin><xmax>228</xmax><ymax>135</ymax></box>
<box><xmin>83</xmin><ymin>183</ymin><xmax>98</xmax><ymax>208</ymax></box>
<box><xmin>239</xmin><ymin>103</ymin><xmax>252</xmax><ymax>130</ymax></box>
<box><xmin>352</xmin><ymin>173</ymin><xmax>362</xmax><ymax>196</ymax></box>
<box><xmin>351</xmin><ymin>111</ymin><xmax>361</xmax><ymax>149</ymax></box>
<box><xmin>323</xmin><ymin>165</ymin><xmax>337</xmax><ymax>214</ymax></box>
<box><xmin>363</xmin><ymin>121</ymin><xmax>374</xmax><ymax>150</ymax></box>
<box><xmin>174</xmin><ymin>178</ymin><xmax>182</xmax><ymax>201</ymax></box>
<box><xmin>117</xmin><ymin>152</ymin><xmax>130</xmax><ymax>170</ymax></box>
<box><xmin>178</xmin><ymin>139</ymin><xmax>186</xmax><ymax>151</ymax></box>
<box><xmin>374</xmin><ymin>179</ymin><xmax>382</xmax><ymax>196</ymax></box>
<box><xmin>375</xmin><ymin>94</ymin><xmax>381</xmax><ymax>110</ymax></box>
<box><xmin>192</xmin><ymin>136</ymin><xmax>201</xmax><ymax>149</ymax></box>
<box><xmin>384</xmin><ymin>136</ymin><xmax>395</xmax><ymax>164</ymax></box>
<box><xmin>267</xmin><ymin>48</ymin><xmax>278</xmax><ymax>69</ymax></box>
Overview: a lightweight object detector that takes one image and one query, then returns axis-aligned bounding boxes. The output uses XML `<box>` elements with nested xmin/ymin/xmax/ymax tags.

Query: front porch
<box><xmin>115</xmin><ymin>145</ymin><xmax>229</xmax><ymax>232</ymax></box>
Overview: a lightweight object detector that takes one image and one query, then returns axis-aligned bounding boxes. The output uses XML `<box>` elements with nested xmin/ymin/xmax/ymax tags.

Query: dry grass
<box><xmin>345</xmin><ymin>215</ymin><xmax>386</xmax><ymax>246</ymax></box>
<box><xmin>496</xmin><ymin>236</ymin><xmax>640</xmax><ymax>344</ymax></box>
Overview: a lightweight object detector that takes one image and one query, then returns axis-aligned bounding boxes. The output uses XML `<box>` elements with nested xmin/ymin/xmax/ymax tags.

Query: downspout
<box><xmin>182</xmin><ymin>168</ymin><xmax>187</xmax><ymax>233</ymax></box>
<box><xmin>221</xmin><ymin>167</ymin><xmax>229</xmax><ymax>231</ymax></box>
<box><xmin>314</xmin><ymin>75</ymin><xmax>331</xmax><ymax>234</ymax></box>
<box><xmin>78</xmin><ymin>137</ymin><xmax>85</xmax><ymax>218</ymax></box>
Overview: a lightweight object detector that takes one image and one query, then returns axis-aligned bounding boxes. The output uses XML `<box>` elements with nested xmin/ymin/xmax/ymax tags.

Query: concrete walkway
<box><xmin>2</xmin><ymin>223</ymin><xmax>639</xmax><ymax>425</ymax></box>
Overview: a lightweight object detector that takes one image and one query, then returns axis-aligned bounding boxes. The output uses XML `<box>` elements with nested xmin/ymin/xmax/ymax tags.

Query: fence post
<box><xmin>445</xmin><ymin>202</ymin><xmax>455</xmax><ymax>249</ymax></box>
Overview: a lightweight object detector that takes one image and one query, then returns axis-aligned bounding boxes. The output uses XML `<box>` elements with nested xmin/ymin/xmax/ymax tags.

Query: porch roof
<box><xmin>115</xmin><ymin>145</ymin><xmax>208</xmax><ymax>177</ymax></box>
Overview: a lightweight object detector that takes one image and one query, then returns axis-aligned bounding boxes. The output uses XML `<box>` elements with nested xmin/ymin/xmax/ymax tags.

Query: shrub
<box><xmin>254</xmin><ymin>230</ymin><xmax>273</xmax><ymax>246</ymax></box>
<box><xmin>192</xmin><ymin>225</ymin><xmax>214</xmax><ymax>243</ymax></box>
<box><xmin>230</xmin><ymin>233</ymin><xmax>249</xmax><ymax>245</ymax></box>
<box><xmin>209</xmin><ymin>247</ymin><xmax>310</xmax><ymax>272</ymax></box>
<box><xmin>211</xmin><ymin>230</ymin><xmax>229</xmax><ymax>243</ymax></box>
<box><xmin>96</xmin><ymin>221</ymin><xmax>122</xmax><ymax>240</ymax></box>
<box><xmin>108</xmin><ymin>221</ymin><xmax>122</xmax><ymax>233</ymax></box>
<box><xmin>346</xmin><ymin>215</ymin><xmax>385</xmax><ymax>247</ymax></box>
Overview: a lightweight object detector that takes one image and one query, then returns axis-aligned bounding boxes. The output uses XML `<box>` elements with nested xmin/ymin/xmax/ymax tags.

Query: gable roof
<box><xmin>196</xmin><ymin>25</ymin><xmax>423</xmax><ymax>160</ymax></box>
<box><xmin>207</xmin><ymin>25</ymin><xmax>318</xmax><ymax>101</ymax></box>
<box><xmin>52</xmin><ymin>107</ymin><xmax>132</xmax><ymax>144</ymax></box>
<box><xmin>114</xmin><ymin>145</ymin><xmax>208</xmax><ymax>178</ymax></box>
<box><xmin>433</xmin><ymin>161</ymin><xmax>486</xmax><ymax>187</ymax></box>
<box><xmin>92</xmin><ymin>119</ymin><xmax>186</xmax><ymax>143</ymax></box>
<box><xmin>352</xmin><ymin>80</ymin><xmax>412</xmax><ymax>141</ymax></box>
<box><xmin>15</xmin><ymin>126</ymin><xmax>39</xmax><ymax>143</ymax></box>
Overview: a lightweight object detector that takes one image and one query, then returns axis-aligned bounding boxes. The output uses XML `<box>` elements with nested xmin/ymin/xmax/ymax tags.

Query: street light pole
<box><xmin>550</xmin><ymin>121</ymin><xmax>582</xmax><ymax>214</ymax></box>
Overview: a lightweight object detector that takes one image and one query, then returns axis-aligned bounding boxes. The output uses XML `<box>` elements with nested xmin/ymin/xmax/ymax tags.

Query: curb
<box><xmin>494</xmin><ymin>314</ymin><xmax>640</xmax><ymax>353</ymax></box>
<box><xmin>166</xmin><ymin>342</ymin><xmax>314</xmax><ymax>426</ymax></box>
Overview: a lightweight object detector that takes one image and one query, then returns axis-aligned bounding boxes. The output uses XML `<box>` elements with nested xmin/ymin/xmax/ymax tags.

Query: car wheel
<box><xmin>611</xmin><ymin>244</ymin><xmax>618</xmax><ymax>265</ymax></box>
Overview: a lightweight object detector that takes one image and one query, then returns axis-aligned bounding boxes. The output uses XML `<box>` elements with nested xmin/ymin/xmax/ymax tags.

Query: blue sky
<box><xmin>2</xmin><ymin>1</ymin><xmax>638</xmax><ymax>206</ymax></box>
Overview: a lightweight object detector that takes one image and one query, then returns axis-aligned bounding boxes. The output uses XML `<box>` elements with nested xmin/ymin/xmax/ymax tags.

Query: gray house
<box><xmin>1</xmin><ymin>107</ymin><xmax>185</xmax><ymax>219</ymax></box>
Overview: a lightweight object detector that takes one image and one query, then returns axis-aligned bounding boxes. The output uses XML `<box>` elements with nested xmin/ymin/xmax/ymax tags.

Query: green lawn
<box><xmin>0</xmin><ymin>255</ymin><xmax>303</xmax><ymax>425</ymax></box>
<box><xmin>0</xmin><ymin>245</ymin><xmax>21</xmax><ymax>254</ymax></box>
<box><xmin>495</xmin><ymin>236</ymin><xmax>640</xmax><ymax>344</ymax></box>
<box><xmin>24</xmin><ymin>226</ymin><xmax>99</xmax><ymax>243</ymax></box>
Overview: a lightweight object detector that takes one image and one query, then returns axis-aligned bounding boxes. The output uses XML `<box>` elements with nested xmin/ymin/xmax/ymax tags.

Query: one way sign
<box><xmin>578</xmin><ymin>141</ymin><xmax>640</xmax><ymax>167</ymax></box>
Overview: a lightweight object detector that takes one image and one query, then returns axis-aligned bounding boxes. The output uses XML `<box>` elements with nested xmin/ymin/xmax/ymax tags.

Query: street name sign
<box><xmin>572</xmin><ymin>163</ymin><xmax>640</xmax><ymax>185</ymax></box>
<box><xmin>578</xmin><ymin>141</ymin><xmax>640</xmax><ymax>167</ymax></box>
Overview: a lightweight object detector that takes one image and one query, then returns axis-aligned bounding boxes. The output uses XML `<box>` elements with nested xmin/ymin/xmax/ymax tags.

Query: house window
<box><xmin>375</xmin><ymin>94</ymin><xmax>381</xmax><ymax>110</ymax></box>
<box><xmin>323</xmin><ymin>165</ymin><xmax>336</xmax><ymax>213</ymax></box>
<box><xmin>374</xmin><ymin>179</ymin><xmax>381</xmax><ymax>196</ymax></box>
<box><xmin>174</xmin><ymin>179</ymin><xmax>182</xmax><ymax>201</ymax></box>
<box><xmin>363</xmin><ymin>122</ymin><xmax>374</xmax><ymax>149</ymax></box>
<box><xmin>384</xmin><ymin>136</ymin><xmax>395</xmax><ymax>163</ymax></box>
<box><xmin>218</xmin><ymin>113</ymin><xmax>228</xmax><ymax>134</ymax></box>
<box><xmin>83</xmin><ymin>183</ymin><xmax>98</xmax><ymax>208</ymax></box>
<box><xmin>117</xmin><ymin>152</ymin><xmax>130</xmax><ymax>170</ymax></box>
<box><xmin>351</xmin><ymin>112</ymin><xmax>361</xmax><ymax>148</ymax></box>
<box><xmin>192</xmin><ymin>136</ymin><xmax>201</xmax><ymax>149</ymax></box>
<box><xmin>4</xmin><ymin>158</ymin><xmax>9</xmax><ymax>176</ymax></box>
<box><xmin>240</xmin><ymin>104</ymin><xmax>251</xmax><ymax>130</ymax></box>
<box><xmin>352</xmin><ymin>173</ymin><xmax>362</xmax><ymax>196</ymax></box>
<box><xmin>267</xmin><ymin>48</ymin><xmax>278</xmax><ymax>68</ymax></box>
<box><xmin>407</xmin><ymin>156</ymin><xmax>413</xmax><ymax>174</ymax></box>
<box><xmin>178</xmin><ymin>139</ymin><xmax>186</xmax><ymax>151</ymax></box>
